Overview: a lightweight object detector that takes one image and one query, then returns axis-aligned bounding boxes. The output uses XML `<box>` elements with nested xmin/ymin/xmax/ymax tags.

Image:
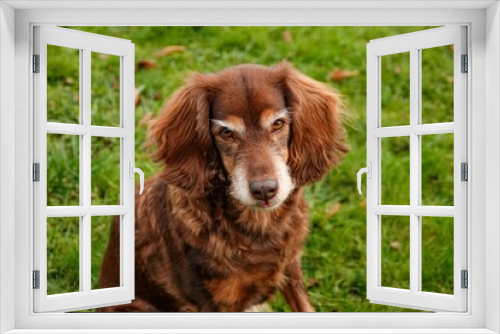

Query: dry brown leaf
<box><xmin>390</xmin><ymin>241</ymin><xmax>401</xmax><ymax>250</ymax></box>
<box><xmin>360</xmin><ymin>199</ymin><xmax>367</xmax><ymax>209</ymax></box>
<box><xmin>331</xmin><ymin>68</ymin><xmax>360</xmax><ymax>82</ymax></box>
<box><xmin>153</xmin><ymin>92</ymin><xmax>163</xmax><ymax>101</ymax></box>
<box><xmin>283</xmin><ymin>30</ymin><xmax>292</xmax><ymax>44</ymax></box>
<box><xmin>307</xmin><ymin>277</ymin><xmax>319</xmax><ymax>288</ymax></box>
<box><xmin>135</xmin><ymin>88</ymin><xmax>141</xmax><ymax>106</ymax></box>
<box><xmin>394</xmin><ymin>64</ymin><xmax>402</xmax><ymax>75</ymax></box>
<box><xmin>327</xmin><ymin>202</ymin><xmax>342</xmax><ymax>218</ymax></box>
<box><xmin>137</xmin><ymin>59</ymin><xmax>156</xmax><ymax>69</ymax></box>
<box><xmin>155</xmin><ymin>45</ymin><xmax>187</xmax><ymax>58</ymax></box>
<box><xmin>139</xmin><ymin>112</ymin><xmax>153</xmax><ymax>127</ymax></box>
<box><xmin>65</xmin><ymin>77</ymin><xmax>74</xmax><ymax>85</ymax></box>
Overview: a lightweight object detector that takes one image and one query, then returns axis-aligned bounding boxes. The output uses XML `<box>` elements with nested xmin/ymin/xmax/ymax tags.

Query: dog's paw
<box><xmin>179</xmin><ymin>304</ymin><xmax>200</xmax><ymax>312</ymax></box>
<box><xmin>244</xmin><ymin>302</ymin><xmax>273</xmax><ymax>312</ymax></box>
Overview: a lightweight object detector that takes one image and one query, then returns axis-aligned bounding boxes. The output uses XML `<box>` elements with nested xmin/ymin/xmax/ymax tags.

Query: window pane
<box><xmin>421</xmin><ymin>133</ymin><xmax>454</xmax><ymax>206</ymax></box>
<box><xmin>91</xmin><ymin>136</ymin><xmax>121</xmax><ymax>205</ymax></box>
<box><xmin>47</xmin><ymin>217</ymin><xmax>80</xmax><ymax>295</ymax></box>
<box><xmin>381</xmin><ymin>52</ymin><xmax>410</xmax><ymax>127</ymax></box>
<box><xmin>381</xmin><ymin>215</ymin><xmax>410</xmax><ymax>290</ymax></box>
<box><xmin>47</xmin><ymin>134</ymin><xmax>80</xmax><ymax>206</ymax></box>
<box><xmin>47</xmin><ymin>45</ymin><xmax>80</xmax><ymax>124</ymax></box>
<box><xmin>421</xmin><ymin>217</ymin><xmax>454</xmax><ymax>294</ymax></box>
<box><xmin>381</xmin><ymin>136</ymin><xmax>410</xmax><ymax>205</ymax></box>
<box><xmin>421</xmin><ymin>45</ymin><xmax>454</xmax><ymax>124</ymax></box>
<box><xmin>92</xmin><ymin>216</ymin><xmax>120</xmax><ymax>290</ymax></box>
<box><xmin>91</xmin><ymin>52</ymin><xmax>120</xmax><ymax>127</ymax></box>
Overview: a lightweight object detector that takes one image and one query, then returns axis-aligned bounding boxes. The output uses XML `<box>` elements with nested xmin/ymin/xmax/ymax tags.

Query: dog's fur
<box><xmin>97</xmin><ymin>63</ymin><xmax>348</xmax><ymax>312</ymax></box>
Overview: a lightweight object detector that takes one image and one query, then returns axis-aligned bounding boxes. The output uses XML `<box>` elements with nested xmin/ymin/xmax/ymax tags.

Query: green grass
<box><xmin>46</xmin><ymin>26</ymin><xmax>455</xmax><ymax>312</ymax></box>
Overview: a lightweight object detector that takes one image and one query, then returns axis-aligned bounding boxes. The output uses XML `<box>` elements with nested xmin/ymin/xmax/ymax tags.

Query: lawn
<box><xmin>46</xmin><ymin>26</ymin><xmax>454</xmax><ymax>312</ymax></box>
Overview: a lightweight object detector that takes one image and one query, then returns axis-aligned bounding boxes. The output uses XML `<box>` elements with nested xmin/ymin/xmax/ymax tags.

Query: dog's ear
<box><xmin>149</xmin><ymin>73</ymin><xmax>221</xmax><ymax>197</ymax></box>
<box><xmin>273</xmin><ymin>63</ymin><xmax>349</xmax><ymax>187</ymax></box>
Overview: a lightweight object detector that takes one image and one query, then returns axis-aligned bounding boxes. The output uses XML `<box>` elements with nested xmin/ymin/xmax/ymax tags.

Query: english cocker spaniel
<box><xmin>97</xmin><ymin>62</ymin><xmax>349</xmax><ymax>312</ymax></box>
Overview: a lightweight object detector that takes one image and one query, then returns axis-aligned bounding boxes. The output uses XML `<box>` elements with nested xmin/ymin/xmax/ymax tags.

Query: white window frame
<box><xmin>33</xmin><ymin>25</ymin><xmax>136</xmax><ymax>313</ymax></box>
<box><xmin>366</xmin><ymin>26</ymin><xmax>468</xmax><ymax>312</ymax></box>
<box><xmin>0</xmin><ymin>1</ymin><xmax>499</xmax><ymax>333</ymax></box>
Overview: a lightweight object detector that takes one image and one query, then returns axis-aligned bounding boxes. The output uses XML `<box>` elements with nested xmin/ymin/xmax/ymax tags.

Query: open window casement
<box><xmin>361</xmin><ymin>26</ymin><xmax>467</xmax><ymax>312</ymax></box>
<box><xmin>33</xmin><ymin>26</ymin><xmax>139</xmax><ymax>312</ymax></box>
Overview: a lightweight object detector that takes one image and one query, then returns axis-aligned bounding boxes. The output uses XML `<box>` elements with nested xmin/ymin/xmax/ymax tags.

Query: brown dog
<box><xmin>97</xmin><ymin>63</ymin><xmax>348</xmax><ymax>312</ymax></box>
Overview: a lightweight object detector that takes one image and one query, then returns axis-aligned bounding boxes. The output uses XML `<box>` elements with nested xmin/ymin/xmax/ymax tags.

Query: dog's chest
<box><xmin>199</xmin><ymin>214</ymin><xmax>304</xmax><ymax>311</ymax></box>
<box><xmin>203</xmin><ymin>262</ymin><xmax>285</xmax><ymax>311</ymax></box>
<box><xmin>173</xmin><ymin>194</ymin><xmax>309</xmax><ymax>311</ymax></box>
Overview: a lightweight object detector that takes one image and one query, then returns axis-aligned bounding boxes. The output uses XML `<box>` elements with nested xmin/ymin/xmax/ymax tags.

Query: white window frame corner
<box><xmin>0</xmin><ymin>2</ymin><xmax>498</xmax><ymax>333</ymax></box>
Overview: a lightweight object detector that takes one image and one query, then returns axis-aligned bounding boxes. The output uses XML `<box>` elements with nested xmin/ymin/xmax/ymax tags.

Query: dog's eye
<box><xmin>271</xmin><ymin>119</ymin><xmax>286</xmax><ymax>132</ymax></box>
<box><xmin>219</xmin><ymin>128</ymin><xmax>234</xmax><ymax>139</ymax></box>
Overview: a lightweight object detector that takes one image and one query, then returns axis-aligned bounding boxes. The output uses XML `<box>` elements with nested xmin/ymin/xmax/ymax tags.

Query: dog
<box><xmin>97</xmin><ymin>63</ymin><xmax>349</xmax><ymax>312</ymax></box>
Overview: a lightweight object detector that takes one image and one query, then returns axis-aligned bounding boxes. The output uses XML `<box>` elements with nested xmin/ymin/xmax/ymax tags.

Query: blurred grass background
<box><xmin>46</xmin><ymin>26</ymin><xmax>455</xmax><ymax>312</ymax></box>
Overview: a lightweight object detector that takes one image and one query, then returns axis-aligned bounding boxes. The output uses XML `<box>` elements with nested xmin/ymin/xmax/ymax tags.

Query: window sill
<box><xmin>4</xmin><ymin>329</ymin><xmax>498</xmax><ymax>334</ymax></box>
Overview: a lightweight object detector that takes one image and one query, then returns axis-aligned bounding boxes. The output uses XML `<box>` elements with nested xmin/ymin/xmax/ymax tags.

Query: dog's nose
<box><xmin>249</xmin><ymin>179</ymin><xmax>279</xmax><ymax>201</ymax></box>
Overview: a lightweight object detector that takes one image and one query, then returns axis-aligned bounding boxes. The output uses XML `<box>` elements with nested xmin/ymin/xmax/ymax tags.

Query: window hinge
<box><xmin>33</xmin><ymin>55</ymin><xmax>40</xmax><ymax>73</ymax></box>
<box><xmin>461</xmin><ymin>162</ymin><xmax>468</xmax><ymax>181</ymax></box>
<box><xmin>461</xmin><ymin>54</ymin><xmax>468</xmax><ymax>73</ymax></box>
<box><xmin>33</xmin><ymin>54</ymin><xmax>40</xmax><ymax>73</ymax></box>
<box><xmin>33</xmin><ymin>163</ymin><xmax>40</xmax><ymax>182</ymax></box>
<box><xmin>33</xmin><ymin>270</ymin><xmax>40</xmax><ymax>289</ymax></box>
<box><xmin>461</xmin><ymin>270</ymin><xmax>468</xmax><ymax>289</ymax></box>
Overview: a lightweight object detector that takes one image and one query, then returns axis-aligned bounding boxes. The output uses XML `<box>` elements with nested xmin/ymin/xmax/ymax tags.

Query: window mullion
<box><xmin>82</xmin><ymin>48</ymin><xmax>92</xmax><ymax>294</ymax></box>
<box><xmin>409</xmin><ymin>47</ymin><xmax>421</xmax><ymax>294</ymax></box>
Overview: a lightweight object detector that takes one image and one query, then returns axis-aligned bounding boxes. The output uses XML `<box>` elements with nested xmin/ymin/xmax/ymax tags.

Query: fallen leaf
<box><xmin>308</xmin><ymin>277</ymin><xmax>319</xmax><ymax>288</ymax></box>
<box><xmin>153</xmin><ymin>92</ymin><xmax>163</xmax><ymax>101</ymax></box>
<box><xmin>137</xmin><ymin>59</ymin><xmax>156</xmax><ymax>69</ymax></box>
<box><xmin>135</xmin><ymin>85</ymin><xmax>146</xmax><ymax>107</ymax></box>
<box><xmin>155</xmin><ymin>45</ymin><xmax>187</xmax><ymax>57</ymax></box>
<box><xmin>331</xmin><ymin>68</ymin><xmax>360</xmax><ymax>82</ymax></box>
<box><xmin>327</xmin><ymin>202</ymin><xmax>342</xmax><ymax>218</ymax></box>
<box><xmin>65</xmin><ymin>77</ymin><xmax>74</xmax><ymax>85</ymax></box>
<box><xmin>283</xmin><ymin>30</ymin><xmax>292</xmax><ymax>44</ymax></box>
<box><xmin>360</xmin><ymin>199</ymin><xmax>367</xmax><ymax>209</ymax></box>
<box><xmin>394</xmin><ymin>64</ymin><xmax>402</xmax><ymax>75</ymax></box>
<box><xmin>135</xmin><ymin>88</ymin><xmax>141</xmax><ymax>106</ymax></box>
<box><xmin>390</xmin><ymin>241</ymin><xmax>401</xmax><ymax>250</ymax></box>
<box><xmin>139</xmin><ymin>113</ymin><xmax>152</xmax><ymax>127</ymax></box>
<box><xmin>112</xmin><ymin>81</ymin><xmax>119</xmax><ymax>89</ymax></box>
